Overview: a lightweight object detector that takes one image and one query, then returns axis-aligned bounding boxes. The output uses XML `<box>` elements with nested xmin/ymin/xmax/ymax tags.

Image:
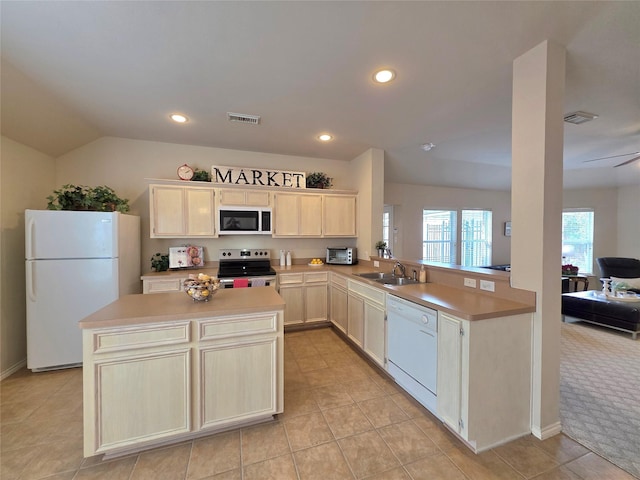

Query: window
<box><xmin>422</xmin><ymin>209</ymin><xmax>492</xmax><ymax>266</ymax></box>
<box><xmin>562</xmin><ymin>210</ymin><xmax>594</xmax><ymax>273</ymax></box>
<box><xmin>461</xmin><ymin>210</ymin><xmax>492</xmax><ymax>267</ymax></box>
<box><xmin>422</xmin><ymin>210</ymin><xmax>457</xmax><ymax>263</ymax></box>
<box><xmin>382</xmin><ymin>211</ymin><xmax>390</xmax><ymax>248</ymax></box>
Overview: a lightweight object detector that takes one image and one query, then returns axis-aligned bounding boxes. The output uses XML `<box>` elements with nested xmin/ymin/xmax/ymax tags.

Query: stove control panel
<box><xmin>219</xmin><ymin>249</ymin><xmax>271</xmax><ymax>260</ymax></box>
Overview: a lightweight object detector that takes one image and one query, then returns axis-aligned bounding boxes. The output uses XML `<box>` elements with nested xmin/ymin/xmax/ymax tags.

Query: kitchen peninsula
<box><xmin>79</xmin><ymin>288</ymin><xmax>284</xmax><ymax>458</ymax></box>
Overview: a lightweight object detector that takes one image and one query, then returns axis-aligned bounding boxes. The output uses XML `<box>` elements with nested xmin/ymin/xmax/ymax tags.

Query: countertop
<box><xmin>79</xmin><ymin>287</ymin><xmax>285</xmax><ymax>329</ymax></box>
<box><xmin>140</xmin><ymin>263</ymin><xmax>535</xmax><ymax>321</ymax></box>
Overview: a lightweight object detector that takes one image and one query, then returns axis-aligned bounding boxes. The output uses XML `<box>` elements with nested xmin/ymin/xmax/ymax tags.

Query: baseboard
<box><xmin>1</xmin><ymin>358</ymin><xmax>27</xmax><ymax>381</ymax></box>
<box><xmin>531</xmin><ymin>421</ymin><xmax>562</xmax><ymax>440</ymax></box>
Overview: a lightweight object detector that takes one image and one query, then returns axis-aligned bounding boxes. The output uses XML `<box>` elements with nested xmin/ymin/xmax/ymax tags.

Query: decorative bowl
<box><xmin>183</xmin><ymin>274</ymin><xmax>220</xmax><ymax>302</ymax></box>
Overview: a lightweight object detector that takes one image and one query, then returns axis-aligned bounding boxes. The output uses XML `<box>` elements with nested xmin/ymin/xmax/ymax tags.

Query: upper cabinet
<box><xmin>272</xmin><ymin>191</ymin><xmax>356</xmax><ymax>238</ymax></box>
<box><xmin>149</xmin><ymin>184</ymin><xmax>216</xmax><ymax>238</ymax></box>
<box><xmin>218</xmin><ymin>188</ymin><xmax>270</xmax><ymax>207</ymax></box>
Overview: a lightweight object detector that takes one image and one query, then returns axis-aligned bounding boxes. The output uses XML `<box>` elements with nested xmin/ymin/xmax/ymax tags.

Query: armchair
<box><xmin>596</xmin><ymin>257</ymin><xmax>640</xmax><ymax>294</ymax></box>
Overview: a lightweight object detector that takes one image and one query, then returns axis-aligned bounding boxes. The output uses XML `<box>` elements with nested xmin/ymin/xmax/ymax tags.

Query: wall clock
<box><xmin>177</xmin><ymin>164</ymin><xmax>194</xmax><ymax>181</ymax></box>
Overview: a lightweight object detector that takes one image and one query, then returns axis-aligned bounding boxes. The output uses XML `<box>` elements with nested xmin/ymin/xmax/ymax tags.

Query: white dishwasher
<box><xmin>386</xmin><ymin>295</ymin><xmax>438</xmax><ymax>415</ymax></box>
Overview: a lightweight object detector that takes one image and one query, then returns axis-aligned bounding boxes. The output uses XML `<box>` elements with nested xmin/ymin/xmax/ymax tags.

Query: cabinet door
<box><xmin>437</xmin><ymin>313</ymin><xmax>462</xmax><ymax>433</ymax></box>
<box><xmin>323</xmin><ymin>195</ymin><xmax>357</xmax><ymax>237</ymax></box>
<box><xmin>279</xmin><ymin>285</ymin><xmax>305</xmax><ymax>325</ymax></box>
<box><xmin>93</xmin><ymin>349</ymin><xmax>191</xmax><ymax>452</ymax></box>
<box><xmin>199</xmin><ymin>338</ymin><xmax>277</xmax><ymax>428</ymax></box>
<box><xmin>330</xmin><ymin>285</ymin><xmax>348</xmax><ymax>333</ymax></box>
<box><xmin>143</xmin><ymin>278</ymin><xmax>185</xmax><ymax>294</ymax></box>
<box><xmin>364</xmin><ymin>302</ymin><xmax>386</xmax><ymax>367</ymax></box>
<box><xmin>245</xmin><ymin>190</ymin><xmax>270</xmax><ymax>206</ymax></box>
<box><xmin>273</xmin><ymin>193</ymin><xmax>300</xmax><ymax>236</ymax></box>
<box><xmin>185</xmin><ymin>188</ymin><xmax>215</xmax><ymax>236</ymax></box>
<box><xmin>218</xmin><ymin>189</ymin><xmax>246</xmax><ymax>205</ymax></box>
<box><xmin>347</xmin><ymin>292</ymin><xmax>365</xmax><ymax>348</ymax></box>
<box><xmin>305</xmin><ymin>283</ymin><xmax>328</xmax><ymax>323</ymax></box>
<box><xmin>299</xmin><ymin>195</ymin><xmax>322</xmax><ymax>236</ymax></box>
<box><xmin>150</xmin><ymin>185</ymin><xmax>185</xmax><ymax>237</ymax></box>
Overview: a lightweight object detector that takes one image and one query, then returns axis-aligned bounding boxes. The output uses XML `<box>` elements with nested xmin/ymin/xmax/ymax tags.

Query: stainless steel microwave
<box><xmin>326</xmin><ymin>247</ymin><xmax>357</xmax><ymax>265</ymax></box>
<box><xmin>218</xmin><ymin>207</ymin><xmax>272</xmax><ymax>235</ymax></box>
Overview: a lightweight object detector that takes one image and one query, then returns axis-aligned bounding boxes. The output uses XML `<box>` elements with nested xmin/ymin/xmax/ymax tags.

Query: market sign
<box><xmin>211</xmin><ymin>165</ymin><xmax>306</xmax><ymax>189</ymax></box>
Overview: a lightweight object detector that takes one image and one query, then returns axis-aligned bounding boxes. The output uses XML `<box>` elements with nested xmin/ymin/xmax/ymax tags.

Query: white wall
<box><xmin>1</xmin><ymin>136</ymin><xmax>55</xmax><ymax>376</ymax></box>
<box><xmin>617</xmin><ymin>184</ymin><xmax>640</xmax><ymax>259</ymax></box>
<box><xmin>55</xmin><ymin>137</ymin><xmax>358</xmax><ymax>273</ymax></box>
<box><xmin>384</xmin><ymin>182</ymin><xmax>512</xmax><ymax>265</ymax></box>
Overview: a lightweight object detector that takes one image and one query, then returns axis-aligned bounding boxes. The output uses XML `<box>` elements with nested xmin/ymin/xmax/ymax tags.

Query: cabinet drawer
<box><xmin>92</xmin><ymin>322</ymin><xmax>191</xmax><ymax>354</ymax></box>
<box><xmin>198</xmin><ymin>314</ymin><xmax>278</xmax><ymax>340</ymax></box>
<box><xmin>279</xmin><ymin>273</ymin><xmax>304</xmax><ymax>284</ymax></box>
<box><xmin>305</xmin><ymin>271</ymin><xmax>328</xmax><ymax>283</ymax></box>
<box><xmin>331</xmin><ymin>273</ymin><xmax>348</xmax><ymax>288</ymax></box>
<box><xmin>348</xmin><ymin>280</ymin><xmax>386</xmax><ymax>306</ymax></box>
<box><xmin>144</xmin><ymin>278</ymin><xmax>185</xmax><ymax>294</ymax></box>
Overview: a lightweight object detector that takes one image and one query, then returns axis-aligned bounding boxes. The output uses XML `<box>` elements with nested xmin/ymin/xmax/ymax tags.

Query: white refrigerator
<box><xmin>25</xmin><ymin>210</ymin><xmax>141</xmax><ymax>371</ymax></box>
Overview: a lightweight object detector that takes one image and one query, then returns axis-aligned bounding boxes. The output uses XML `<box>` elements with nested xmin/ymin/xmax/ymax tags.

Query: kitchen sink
<box><xmin>356</xmin><ymin>272</ymin><xmax>392</xmax><ymax>280</ymax></box>
<box><xmin>374</xmin><ymin>277</ymin><xmax>421</xmax><ymax>286</ymax></box>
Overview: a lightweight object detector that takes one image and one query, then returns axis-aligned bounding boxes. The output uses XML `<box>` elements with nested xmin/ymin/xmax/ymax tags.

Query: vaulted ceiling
<box><xmin>2</xmin><ymin>1</ymin><xmax>639</xmax><ymax>190</ymax></box>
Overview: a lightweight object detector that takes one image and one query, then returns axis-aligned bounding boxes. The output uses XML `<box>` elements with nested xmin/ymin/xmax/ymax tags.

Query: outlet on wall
<box><xmin>464</xmin><ymin>278</ymin><xmax>477</xmax><ymax>288</ymax></box>
<box><xmin>373</xmin><ymin>261</ymin><xmax>379</xmax><ymax>267</ymax></box>
<box><xmin>480</xmin><ymin>280</ymin><xmax>495</xmax><ymax>292</ymax></box>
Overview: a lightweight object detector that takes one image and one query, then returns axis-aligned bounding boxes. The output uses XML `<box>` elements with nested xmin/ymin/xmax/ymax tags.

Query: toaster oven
<box><xmin>326</xmin><ymin>247</ymin><xmax>357</xmax><ymax>265</ymax></box>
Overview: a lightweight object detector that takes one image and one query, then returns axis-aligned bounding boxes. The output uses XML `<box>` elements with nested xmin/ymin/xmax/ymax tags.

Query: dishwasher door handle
<box><xmin>419</xmin><ymin>329</ymin><xmax>435</xmax><ymax>338</ymax></box>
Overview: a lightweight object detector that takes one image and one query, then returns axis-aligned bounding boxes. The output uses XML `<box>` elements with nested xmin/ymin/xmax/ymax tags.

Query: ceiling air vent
<box><xmin>227</xmin><ymin>112</ymin><xmax>261</xmax><ymax>125</ymax></box>
<box><xmin>564</xmin><ymin>111</ymin><xmax>598</xmax><ymax>125</ymax></box>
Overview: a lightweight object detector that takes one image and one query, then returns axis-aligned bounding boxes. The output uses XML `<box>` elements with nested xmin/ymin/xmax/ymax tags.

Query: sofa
<box><xmin>561</xmin><ymin>257</ymin><xmax>640</xmax><ymax>339</ymax></box>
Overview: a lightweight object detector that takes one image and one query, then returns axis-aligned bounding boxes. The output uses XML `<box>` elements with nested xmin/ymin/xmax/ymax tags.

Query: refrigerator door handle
<box><xmin>26</xmin><ymin>261</ymin><xmax>36</xmax><ymax>302</ymax></box>
<box><xmin>26</xmin><ymin>216</ymin><xmax>35</xmax><ymax>260</ymax></box>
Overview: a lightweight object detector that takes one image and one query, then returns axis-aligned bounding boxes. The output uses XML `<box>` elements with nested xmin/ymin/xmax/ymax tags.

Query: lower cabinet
<box><xmin>346</xmin><ymin>278</ymin><xmax>387</xmax><ymax>368</ymax></box>
<box><xmin>278</xmin><ymin>272</ymin><xmax>328</xmax><ymax>326</ymax></box>
<box><xmin>142</xmin><ymin>277</ymin><xmax>187</xmax><ymax>294</ymax></box>
<box><xmin>329</xmin><ymin>273</ymin><xmax>348</xmax><ymax>333</ymax></box>
<box><xmin>437</xmin><ymin>311</ymin><xmax>532</xmax><ymax>452</ymax></box>
<box><xmin>83</xmin><ymin>312</ymin><xmax>283</xmax><ymax>457</ymax></box>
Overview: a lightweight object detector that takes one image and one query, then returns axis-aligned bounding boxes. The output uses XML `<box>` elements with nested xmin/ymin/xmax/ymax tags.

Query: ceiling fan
<box><xmin>582</xmin><ymin>151</ymin><xmax>640</xmax><ymax>168</ymax></box>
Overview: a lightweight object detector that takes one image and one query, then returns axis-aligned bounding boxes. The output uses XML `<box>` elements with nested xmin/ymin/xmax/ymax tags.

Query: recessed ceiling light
<box><xmin>318</xmin><ymin>134</ymin><xmax>333</xmax><ymax>142</ymax></box>
<box><xmin>421</xmin><ymin>142</ymin><xmax>436</xmax><ymax>152</ymax></box>
<box><xmin>373</xmin><ymin>69</ymin><xmax>396</xmax><ymax>84</ymax></box>
<box><xmin>170</xmin><ymin>114</ymin><xmax>189</xmax><ymax>123</ymax></box>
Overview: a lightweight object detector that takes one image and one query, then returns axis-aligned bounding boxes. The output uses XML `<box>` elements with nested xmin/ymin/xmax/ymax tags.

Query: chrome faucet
<box><xmin>392</xmin><ymin>261</ymin><xmax>406</xmax><ymax>278</ymax></box>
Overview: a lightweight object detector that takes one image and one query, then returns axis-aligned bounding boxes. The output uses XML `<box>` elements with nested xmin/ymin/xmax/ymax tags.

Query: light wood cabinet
<box><xmin>278</xmin><ymin>271</ymin><xmax>328</xmax><ymax>325</ymax></box>
<box><xmin>272</xmin><ymin>192</ymin><xmax>322</xmax><ymax>237</ymax></box>
<box><xmin>347</xmin><ymin>279</ymin><xmax>386</xmax><ymax>367</ymax></box>
<box><xmin>329</xmin><ymin>273</ymin><xmax>348</xmax><ymax>333</ymax></box>
<box><xmin>218</xmin><ymin>188</ymin><xmax>270</xmax><ymax>206</ymax></box>
<box><xmin>149</xmin><ymin>184</ymin><xmax>215</xmax><ymax>238</ymax></box>
<box><xmin>436</xmin><ymin>312</ymin><xmax>532</xmax><ymax>452</ymax></box>
<box><xmin>142</xmin><ymin>277</ymin><xmax>187</xmax><ymax>294</ymax></box>
<box><xmin>323</xmin><ymin>194</ymin><xmax>357</xmax><ymax>237</ymax></box>
<box><xmin>83</xmin><ymin>310</ymin><xmax>283</xmax><ymax>457</ymax></box>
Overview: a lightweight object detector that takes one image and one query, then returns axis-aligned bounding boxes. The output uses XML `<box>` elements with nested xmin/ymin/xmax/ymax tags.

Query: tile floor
<box><xmin>1</xmin><ymin>327</ymin><xmax>635</xmax><ymax>480</ymax></box>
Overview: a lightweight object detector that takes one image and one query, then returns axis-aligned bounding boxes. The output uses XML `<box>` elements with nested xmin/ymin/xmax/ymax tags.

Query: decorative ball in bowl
<box><xmin>183</xmin><ymin>274</ymin><xmax>220</xmax><ymax>302</ymax></box>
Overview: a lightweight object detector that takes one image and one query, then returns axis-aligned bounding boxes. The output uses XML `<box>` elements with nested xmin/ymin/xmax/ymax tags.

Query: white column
<box><xmin>511</xmin><ymin>40</ymin><xmax>565</xmax><ymax>439</ymax></box>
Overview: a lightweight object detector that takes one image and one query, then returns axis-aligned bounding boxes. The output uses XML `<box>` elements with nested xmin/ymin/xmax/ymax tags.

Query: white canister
<box><xmin>286</xmin><ymin>251</ymin><xmax>292</xmax><ymax>266</ymax></box>
<box><xmin>280</xmin><ymin>250</ymin><xmax>286</xmax><ymax>266</ymax></box>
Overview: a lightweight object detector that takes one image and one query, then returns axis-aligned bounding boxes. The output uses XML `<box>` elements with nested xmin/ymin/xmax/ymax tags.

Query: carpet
<box><xmin>560</xmin><ymin>321</ymin><xmax>640</xmax><ymax>478</ymax></box>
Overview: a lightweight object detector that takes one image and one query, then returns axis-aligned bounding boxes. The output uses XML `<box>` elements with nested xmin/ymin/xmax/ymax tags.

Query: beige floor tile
<box><xmin>290</xmin><ymin>343</ymin><xmax>321</xmax><ymax>360</ymax></box>
<box><xmin>404</xmin><ymin>453</ymin><xmax>467</xmax><ymax>480</ymax></box>
<box><xmin>445</xmin><ymin>443</ymin><xmax>526</xmax><ymax>480</ymax></box>
<box><xmin>531</xmin><ymin>434</ymin><xmax>591</xmax><ymax>465</ymax></box>
<box><xmin>284</xmin><ymin>411</ymin><xmax>334</xmax><ymax>451</ymax></box>
<box><xmin>34</xmin><ymin>471</ymin><xmax>77</xmax><ymax>480</ymax></box>
<box><xmin>199</xmin><ymin>468</ymin><xmax>242</xmax><ymax>480</ymax></box>
<box><xmin>314</xmin><ymin>341</ymin><xmax>346</xmax><ymax>355</ymax></box>
<box><xmin>74</xmin><ymin>455</ymin><xmax>137</xmax><ymax>479</ymax></box>
<box><xmin>564</xmin><ymin>452</ymin><xmax>637</xmax><ymax>479</ymax></box>
<box><xmin>339</xmin><ymin>430</ymin><xmax>400</xmax><ymax>479</ymax></box>
<box><xmin>296</xmin><ymin>356</ymin><xmax>330</xmax><ymax>372</ymax></box>
<box><xmin>389</xmin><ymin>393</ymin><xmax>429</xmax><ymax>419</ymax></box>
<box><xmin>493</xmin><ymin>436</ymin><xmax>560</xmax><ymax>478</ymax></box>
<box><xmin>17</xmin><ymin>436</ymin><xmax>84</xmax><ymax>479</ymax></box>
<box><xmin>284</xmin><ymin>368</ymin><xmax>310</xmax><ymax>391</ymax></box>
<box><xmin>312</xmin><ymin>383</ymin><xmax>355</xmax><ymax>410</ymax></box>
<box><xmin>357</xmin><ymin>396</ymin><xmax>409</xmax><ymax>428</ymax></box>
<box><xmin>29</xmin><ymin>392</ymin><xmax>84</xmax><ymax>421</ymax></box>
<box><xmin>187</xmin><ymin>431</ymin><xmax>240</xmax><ymax>479</ymax></box>
<box><xmin>362</xmin><ymin>466</ymin><xmax>412</xmax><ymax>480</ymax></box>
<box><xmin>529</xmin><ymin>465</ymin><xmax>583</xmax><ymax>480</ymax></box>
<box><xmin>303</xmin><ymin>368</ymin><xmax>337</xmax><ymax>388</ymax></box>
<box><xmin>411</xmin><ymin>415</ymin><xmax>461</xmax><ymax>452</ymax></box>
<box><xmin>321</xmin><ymin>351</ymin><xmax>359</xmax><ymax>368</ymax></box>
<box><xmin>323</xmin><ymin>404</ymin><xmax>374</xmax><ymax>439</ymax></box>
<box><xmin>294</xmin><ymin>441</ymin><xmax>354</xmax><ymax>480</ymax></box>
<box><xmin>0</xmin><ymin>443</ymin><xmax>45</xmax><ymax>480</ymax></box>
<box><xmin>130</xmin><ymin>442</ymin><xmax>191</xmax><ymax>480</ymax></box>
<box><xmin>241</xmin><ymin>421</ymin><xmax>290</xmax><ymax>465</ymax></box>
<box><xmin>0</xmin><ymin>399</ymin><xmax>41</xmax><ymax>425</ymax></box>
<box><xmin>280</xmin><ymin>388</ymin><xmax>320</xmax><ymax>419</ymax></box>
<box><xmin>377</xmin><ymin>420</ymin><xmax>439</xmax><ymax>464</ymax></box>
<box><xmin>342</xmin><ymin>378</ymin><xmax>386</xmax><ymax>403</ymax></box>
<box><xmin>243</xmin><ymin>453</ymin><xmax>298</xmax><ymax>480</ymax></box>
